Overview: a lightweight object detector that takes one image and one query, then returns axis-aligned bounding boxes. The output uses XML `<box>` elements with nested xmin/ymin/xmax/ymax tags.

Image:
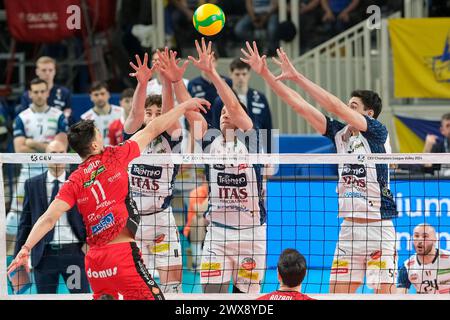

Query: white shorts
<box><xmin>200</xmin><ymin>224</ymin><xmax>266</xmax><ymax>293</ymax></box>
<box><xmin>136</xmin><ymin>206</ymin><xmax>182</xmax><ymax>269</ymax></box>
<box><xmin>330</xmin><ymin>219</ymin><xmax>397</xmax><ymax>289</ymax></box>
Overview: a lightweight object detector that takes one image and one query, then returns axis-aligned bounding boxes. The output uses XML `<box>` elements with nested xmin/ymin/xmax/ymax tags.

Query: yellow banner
<box><xmin>389</xmin><ymin>18</ymin><xmax>450</xmax><ymax>98</ymax></box>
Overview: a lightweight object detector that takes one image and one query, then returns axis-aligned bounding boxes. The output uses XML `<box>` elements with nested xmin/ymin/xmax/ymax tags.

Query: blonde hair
<box><xmin>36</xmin><ymin>56</ymin><xmax>56</xmax><ymax>67</ymax></box>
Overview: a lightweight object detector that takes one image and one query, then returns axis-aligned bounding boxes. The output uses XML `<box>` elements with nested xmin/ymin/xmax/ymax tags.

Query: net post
<box><xmin>0</xmin><ymin>156</ymin><xmax>8</xmax><ymax>299</ymax></box>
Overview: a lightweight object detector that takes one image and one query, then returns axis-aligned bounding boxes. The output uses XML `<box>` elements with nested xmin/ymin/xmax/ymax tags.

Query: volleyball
<box><xmin>192</xmin><ymin>3</ymin><xmax>225</xmax><ymax>36</ymax></box>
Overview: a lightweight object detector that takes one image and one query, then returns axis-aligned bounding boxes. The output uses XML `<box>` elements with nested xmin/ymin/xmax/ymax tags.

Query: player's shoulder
<box><xmin>111</xmin><ymin>105</ymin><xmax>122</xmax><ymax>113</ymax></box>
<box><xmin>17</xmin><ymin>108</ymin><xmax>32</xmax><ymax>119</ymax></box>
<box><xmin>80</xmin><ymin>108</ymin><xmax>95</xmax><ymax>119</ymax></box>
<box><xmin>47</xmin><ymin>107</ymin><xmax>63</xmax><ymax>117</ymax></box>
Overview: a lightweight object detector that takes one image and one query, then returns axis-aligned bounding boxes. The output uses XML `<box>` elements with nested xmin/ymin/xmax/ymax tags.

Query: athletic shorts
<box><xmin>330</xmin><ymin>219</ymin><xmax>397</xmax><ymax>289</ymax></box>
<box><xmin>200</xmin><ymin>224</ymin><xmax>267</xmax><ymax>293</ymax></box>
<box><xmin>85</xmin><ymin>241</ymin><xmax>164</xmax><ymax>300</ymax></box>
<box><xmin>136</xmin><ymin>207</ymin><xmax>182</xmax><ymax>269</ymax></box>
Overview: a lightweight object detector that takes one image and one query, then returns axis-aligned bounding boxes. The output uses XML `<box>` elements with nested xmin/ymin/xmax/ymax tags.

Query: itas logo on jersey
<box><xmin>217</xmin><ymin>173</ymin><xmax>247</xmax><ymax>187</ymax></box>
<box><xmin>131</xmin><ymin>165</ymin><xmax>163</xmax><ymax>179</ymax></box>
<box><xmin>91</xmin><ymin>212</ymin><xmax>115</xmax><ymax>235</ymax></box>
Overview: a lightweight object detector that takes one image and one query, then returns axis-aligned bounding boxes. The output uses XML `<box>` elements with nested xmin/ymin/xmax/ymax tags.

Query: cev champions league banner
<box><xmin>389</xmin><ymin>18</ymin><xmax>450</xmax><ymax>98</ymax></box>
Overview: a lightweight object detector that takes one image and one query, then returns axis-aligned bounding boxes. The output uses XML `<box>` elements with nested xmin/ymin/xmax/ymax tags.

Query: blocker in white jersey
<box><xmin>201</xmin><ymin>130</ymin><xmax>267</xmax><ymax>294</ymax></box>
<box><xmin>80</xmin><ymin>105</ymin><xmax>122</xmax><ymax>145</ymax></box>
<box><xmin>325</xmin><ymin>115</ymin><xmax>398</xmax><ymax>290</ymax></box>
<box><xmin>398</xmin><ymin>249</ymin><xmax>450</xmax><ymax>294</ymax></box>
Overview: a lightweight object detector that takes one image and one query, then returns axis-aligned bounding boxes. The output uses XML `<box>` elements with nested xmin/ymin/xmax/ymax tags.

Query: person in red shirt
<box><xmin>7</xmin><ymin>53</ymin><xmax>210</xmax><ymax>300</ymax></box>
<box><xmin>108</xmin><ymin>88</ymin><xmax>134</xmax><ymax>146</ymax></box>
<box><xmin>258</xmin><ymin>249</ymin><xmax>315</xmax><ymax>300</ymax></box>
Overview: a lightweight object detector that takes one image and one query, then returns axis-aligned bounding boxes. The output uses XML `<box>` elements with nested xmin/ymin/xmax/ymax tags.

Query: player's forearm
<box><xmin>143</xmin><ymin>106</ymin><xmax>186</xmax><ymax>142</ymax></box>
<box><xmin>161</xmin><ymin>77</ymin><xmax>175</xmax><ymax>115</ymax></box>
<box><xmin>14</xmin><ymin>143</ymin><xmax>36</xmax><ymax>153</ymax></box>
<box><xmin>173</xmin><ymin>80</ymin><xmax>191</xmax><ymax>103</ymax></box>
<box><xmin>208</xmin><ymin>70</ymin><xmax>241</xmax><ymax>113</ymax></box>
<box><xmin>26</xmin><ymin>139</ymin><xmax>48</xmax><ymax>153</ymax></box>
<box><xmin>185</xmin><ymin>112</ymin><xmax>208</xmax><ymax>139</ymax></box>
<box><xmin>125</xmin><ymin>82</ymin><xmax>146</xmax><ymax>134</ymax></box>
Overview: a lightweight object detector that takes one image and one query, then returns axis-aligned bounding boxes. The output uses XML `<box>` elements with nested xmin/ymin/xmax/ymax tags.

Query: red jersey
<box><xmin>108</xmin><ymin>118</ymin><xmax>124</xmax><ymax>146</ymax></box>
<box><xmin>56</xmin><ymin>140</ymin><xmax>141</xmax><ymax>247</ymax></box>
<box><xmin>257</xmin><ymin>291</ymin><xmax>315</xmax><ymax>301</ymax></box>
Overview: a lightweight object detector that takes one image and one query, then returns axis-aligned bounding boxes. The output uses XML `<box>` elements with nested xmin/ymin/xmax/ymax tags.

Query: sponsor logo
<box><xmin>238</xmin><ymin>269</ymin><xmax>259</xmax><ymax>281</ymax></box>
<box><xmin>343</xmin><ymin>191</ymin><xmax>364</xmax><ymax>198</ymax></box>
<box><xmin>87</xmin><ymin>267</ymin><xmax>118</xmax><ymax>279</ymax></box>
<box><xmin>151</xmin><ymin>243</ymin><xmax>169</xmax><ymax>254</ymax></box>
<box><xmin>370</xmin><ymin>250</ymin><xmax>382</xmax><ymax>260</ymax></box>
<box><xmin>441</xmin><ymin>254</ymin><xmax>450</xmax><ymax>259</ymax></box>
<box><xmin>131</xmin><ymin>165</ymin><xmax>163</xmax><ymax>179</ymax></box>
<box><xmin>218</xmin><ymin>187</ymin><xmax>248</xmax><ymax>200</ymax></box>
<box><xmin>217</xmin><ymin>173</ymin><xmax>247</xmax><ymax>187</ymax></box>
<box><xmin>201</xmin><ymin>262</ymin><xmax>221</xmax><ymax>271</ymax></box>
<box><xmin>130</xmin><ymin>176</ymin><xmax>160</xmax><ymax>191</ymax></box>
<box><xmin>154</xmin><ymin>234</ymin><xmax>165</xmax><ymax>244</ymax></box>
<box><xmin>382</xmin><ymin>187</ymin><xmax>393</xmax><ymax>198</ymax></box>
<box><xmin>367</xmin><ymin>261</ymin><xmax>387</xmax><ymax>269</ymax></box>
<box><xmin>201</xmin><ymin>270</ymin><xmax>222</xmax><ymax>277</ymax></box>
<box><xmin>437</xmin><ymin>268</ymin><xmax>450</xmax><ymax>276</ymax></box>
<box><xmin>240</xmin><ymin>258</ymin><xmax>256</xmax><ymax>271</ymax></box>
<box><xmin>77</xmin><ymin>197</ymin><xmax>89</xmax><ymax>204</ymax></box>
<box><xmin>332</xmin><ymin>260</ymin><xmax>349</xmax><ymax>268</ymax></box>
<box><xmin>83</xmin><ymin>165</ymin><xmax>106</xmax><ymax>188</ymax></box>
<box><xmin>83</xmin><ymin>160</ymin><xmax>101</xmax><ymax>174</ymax></box>
<box><xmin>331</xmin><ymin>268</ymin><xmax>349</xmax><ymax>274</ymax></box>
<box><xmin>342</xmin><ymin>164</ymin><xmax>366</xmax><ymax>178</ymax></box>
<box><xmin>238</xmin><ymin>164</ymin><xmax>249</xmax><ymax>170</ymax></box>
<box><xmin>108</xmin><ymin>172</ymin><xmax>121</xmax><ymax>183</ymax></box>
<box><xmin>410</xmin><ymin>274</ymin><xmax>418</xmax><ymax>281</ymax></box>
<box><xmin>439</xmin><ymin>288</ymin><xmax>450</xmax><ymax>294</ymax></box>
<box><xmin>91</xmin><ymin>213</ymin><xmax>115</xmax><ymax>235</ymax></box>
<box><xmin>407</xmin><ymin>260</ymin><xmax>415</xmax><ymax>267</ymax></box>
<box><xmin>213</xmin><ymin>164</ymin><xmax>225</xmax><ymax>171</ymax></box>
<box><xmin>30</xmin><ymin>154</ymin><xmax>52</xmax><ymax>162</ymax></box>
<box><xmin>357</xmin><ymin>155</ymin><xmax>365</xmax><ymax>162</ymax></box>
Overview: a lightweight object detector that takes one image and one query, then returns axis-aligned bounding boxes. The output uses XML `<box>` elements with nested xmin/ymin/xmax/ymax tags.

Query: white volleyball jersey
<box><xmin>205</xmin><ymin>134</ymin><xmax>265</xmax><ymax>229</ymax></box>
<box><xmin>398</xmin><ymin>249</ymin><xmax>450</xmax><ymax>294</ymax></box>
<box><xmin>80</xmin><ymin>105</ymin><xmax>122</xmax><ymax>145</ymax></box>
<box><xmin>128</xmin><ymin>131</ymin><xmax>182</xmax><ymax>214</ymax></box>
<box><xmin>324</xmin><ymin>116</ymin><xmax>397</xmax><ymax>220</ymax></box>
<box><xmin>13</xmin><ymin>106</ymin><xmax>67</xmax><ymax>142</ymax></box>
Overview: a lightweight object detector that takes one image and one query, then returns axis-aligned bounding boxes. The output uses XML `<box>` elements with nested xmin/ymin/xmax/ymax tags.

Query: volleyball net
<box><xmin>1</xmin><ymin>152</ymin><xmax>450</xmax><ymax>299</ymax></box>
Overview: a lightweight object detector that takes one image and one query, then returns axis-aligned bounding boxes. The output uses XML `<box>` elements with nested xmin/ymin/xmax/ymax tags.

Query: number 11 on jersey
<box><xmin>91</xmin><ymin>180</ymin><xmax>106</xmax><ymax>204</ymax></box>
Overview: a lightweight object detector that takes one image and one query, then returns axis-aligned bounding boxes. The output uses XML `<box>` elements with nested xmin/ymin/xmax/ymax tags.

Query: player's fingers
<box><xmin>274</xmin><ymin>74</ymin><xmax>284</xmax><ymax>81</ymax></box>
<box><xmin>253</xmin><ymin>41</ymin><xmax>260</xmax><ymax>56</ymax></box>
<box><xmin>240</xmin><ymin>57</ymin><xmax>250</xmax><ymax>65</ymax></box>
<box><xmin>143</xmin><ymin>53</ymin><xmax>148</xmax><ymax>67</ymax></box>
<box><xmin>129</xmin><ymin>73</ymin><xmax>136</xmax><ymax>77</ymax></box>
<box><xmin>245</xmin><ymin>41</ymin><xmax>254</xmax><ymax>55</ymax></box>
<box><xmin>207</xmin><ymin>40</ymin><xmax>212</xmax><ymax>54</ymax></box>
<box><xmin>194</xmin><ymin>39</ymin><xmax>202</xmax><ymax>55</ymax></box>
<box><xmin>272</xmin><ymin>57</ymin><xmax>282</xmax><ymax>66</ymax></box>
<box><xmin>129</xmin><ymin>61</ymin><xmax>139</xmax><ymax>71</ymax></box>
<box><xmin>181</xmin><ymin>60</ymin><xmax>190</xmax><ymax>71</ymax></box>
<box><xmin>240</xmin><ymin>48</ymin><xmax>251</xmax><ymax>58</ymax></box>
<box><xmin>261</xmin><ymin>55</ymin><xmax>267</xmax><ymax>65</ymax></box>
<box><xmin>201</xmin><ymin>37</ymin><xmax>207</xmax><ymax>52</ymax></box>
<box><xmin>135</xmin><ymin>54</ymin><xmax>142</xmax><ymax>67</ymax></box>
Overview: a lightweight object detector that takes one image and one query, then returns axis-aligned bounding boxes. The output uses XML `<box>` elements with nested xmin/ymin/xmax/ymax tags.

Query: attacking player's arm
<box><xmin>241</xmin><ymin>41</ymin><xmax>327</xmax><ymax>134</ymax></box>
<box><xmin>160</xmin><ymin>66</ymin><xmax>182</xmax><ymax>138</ymax></box>
<box><xmin>157</xmin><ymin>48</ymin><xmax>208</xmax><ymax>139</ymax></box>
<box><xmin>130</xmin><ymin>98</ymin><xmax>210</xmax><ymax>152</ymax></box>
<box><xmin>124</xmin><ymin>53</ymin><xmax>155</xmax><ymax>134</ymax></box>
<box><xmin>189</xmin><ymin>38</ymin><xmax>252</xmax><ymax>132</ymax></box>
<box><xmin>274</xmin><ymin>48</ymin><xmax>368</xmax><ymax>132</ymax></box>
<box><xmin>7</xmin><ymin>199</ymin><xmax>71</xmax><ymax>274</ymax></box>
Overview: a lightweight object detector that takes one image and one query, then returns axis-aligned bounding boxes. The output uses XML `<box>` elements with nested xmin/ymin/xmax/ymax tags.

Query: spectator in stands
<box><xmin>18</xmin><ymin>56</ymin><xmax>72</xmax><ymax>119</ymax></box>
<box><xmin>320</xmin><ymin>0</ymin><xmax>360</xmax><ymax>37</ymax></box>
<box><xmin>6</xmin><ymin>78</ymin><xmax>68</xmax><ymax>250</ymax></box>
<box><xmin>235</xmin><ymin>0</ymin><xmax>279</xmax><ymax>56</ymax></box>
<box><xmin>183</xmin><ymin>173</ymin><xmax>209</xmax><ymax>271</ymax></box>
<box><xmin>299</xmin><ymin>0</ymin><xmax>322</xmax><ymax>52</ymax></box>
<box><xmin>258</xmin><ymin>248</ymin><xmax>314</xmax><ymax>300</ymax></box>
<box><xmin>108</xmin><ymin>88</ymin><xmax>134</xmax><ymax>146</ymax></box>
<box><xmin>80</xmin><ymin>82</ymin><xmax>122</xmax><ymax>146</ymax></box>
<box><xmin>188</xmin><ymin>52</ymin><xmax>232</xmax><ymax>126</ymax></box>
<box><xmin>14</xmin><ymin>140</ymin><xmax>90</xmax><ymax>294</ymax></box>
<box><xmin>211</xmin><ymin>58</ymin><xmax>273</xmax><ymax>152</ymax></box>
<box><xmin>423</xmin><ymin>113</ymin><xmax>450</xmax><ymax>176</ymax></box>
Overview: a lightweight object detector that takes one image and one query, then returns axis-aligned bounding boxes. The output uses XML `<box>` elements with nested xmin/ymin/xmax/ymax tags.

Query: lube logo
<box><xmin>87</xmin><ymin>267</ymin><xmax>118</xmax><ymax>279</ymax></box>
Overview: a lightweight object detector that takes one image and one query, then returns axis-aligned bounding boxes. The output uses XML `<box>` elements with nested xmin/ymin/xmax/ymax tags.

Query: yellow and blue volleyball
<box><xmin>193</xmin><ymin>4</ymin><xmax>225</xmax><ymax>36</ymax></box>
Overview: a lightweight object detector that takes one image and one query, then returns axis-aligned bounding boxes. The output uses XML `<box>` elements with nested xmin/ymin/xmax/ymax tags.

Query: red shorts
<box><xmin>85</xmin><ymin>241</ymin><xmax>165</xmax><ymax>300</ymax></box>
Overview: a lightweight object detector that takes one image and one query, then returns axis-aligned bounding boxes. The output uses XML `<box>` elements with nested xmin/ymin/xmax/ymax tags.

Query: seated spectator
<box><xmin>17</xmin><ymin>56</ymin><xmax>72</xmax><ymax>119</ymax></box>
<box><xmin>423</xmin><ymin>113</ymin><xmax>450</xmax><ymax>176</ymax></box>
<box><xmin>320</xmin><ymin>0</ymin><xmax>360</xmax><ymax>37</ymax></box>
<box><xmin>257</xmin><ymin>248</ymin><xmax>314</xmax><ymax>300</ymax></box>
<box><xmin>80</xmin><ymin>82</ymin><xmax>122</xmax><ymax>146</ymax></box>
<box><xmin>108</xmin><ymin>88</ymin><xmax>134</xmax><ymax>146</ymax></box>
<box><xmin>235</xmin><ymin>0</ymin><xmax>279</xmax><ymax>56</ymax></box>
<box><xmin>298</xmin><ymin>0</ymin><xmax>322</xmax><ymax>52</ymax></box>
<box><xmin>14</xmin><ymin>140</ymin><xmax>90</xmax><ymax>294</ymax></box>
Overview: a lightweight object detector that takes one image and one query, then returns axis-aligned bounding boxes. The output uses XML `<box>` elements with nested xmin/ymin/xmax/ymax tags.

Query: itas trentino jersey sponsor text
<box><xmin>81</xmin><ymin>105</ymin><xmax>122</xmax><ymax>145</ymax></box>
<box><xmin>56</xmin><ymin>140</ymin><xmax>141</xmax><ymax>247</ymax></box>
<box><xmin>13</xmin><ymin>106</ymin><xmax>67</xmax><ymax>142</ymax></box>
<box><xmin>324</xmin><ymin>116</ymin><xmax>397</xmax><ymax>220</ymax></box>
<box><xmin>127</xmin><ymin>131</ymin><xmax>182</xmax><ymax>214</ymax></box>
<box><xmin>204</xmin><ymin>133</ymin><xmax>266</xmax><ymax>229</ymax></box>
<box><xmin>398</xmin><ymin>249</ymin><xmax>450</xmax><ymax>294</ymax></box>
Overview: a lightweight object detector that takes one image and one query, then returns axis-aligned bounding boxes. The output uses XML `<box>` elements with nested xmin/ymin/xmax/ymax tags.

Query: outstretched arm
<box><xmin>274</xmin><ymin>48</ymin><xmax>368</xmax><ymax>132</ymax></box>
<box><xmin>189</xmin><ymin>38</ymin><xmax>253</xmax><ymax>132</ymax></box>
<box><xmin>124</xmin><ymin>53</ymin><xmax>156</xmax><ymax>134</ymax></box>
<box><xmin>158</xmin><ymin>48</ymin><xmax>208</xmax><ymax>139</ymax></box>
<box><xmin>241</xmin><ymin>42</ymin><xmax>327</xmax><ymax>134</ymax></box>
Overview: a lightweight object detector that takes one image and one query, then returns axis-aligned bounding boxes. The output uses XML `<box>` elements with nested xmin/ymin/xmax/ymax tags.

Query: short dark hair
<box><xmin>68</xmin><ymin>120</ymin><xmax>97</xmax><ymax>158</ymax></box>
<box><xmin>277</xmin><ymin>249</ymin><xmax>307</xmax><ymax>288</ymax></box>
<box><xmin>28</xmin><ymin>78</ymin><xmax>48</xmax><ymax>90</ymax></box>
<box><xmin>145</xmin><ymin>95</ymin><xmax>162</xmax><ymax>109</ymax></box>
<box><xmin>351</xmin><ymin>90</ymin><xmax>382</xmax><ymax>119</ymax></box>
<box><xmin>89</xmin><ymin>81</ymin><xmax>109</xmax><ymax>93</ymax></box>
<box><xmin>98</xmin><ymin>294</ymin><xmax>115</xmax><ymax>300</ymax></box>
<box><xmin>120</xmin><ymin>88</ymin><xmax>135</xmax><ymax>100</ymax></box>
<box><xmin>441</xmin><ymin>113</ymin><xmax>450</xmax><ymax>122</ymax></box>
<box><xmin>230</xmin><ymin>58</ymin><xmax>250</xmax><ymax>72</ymax></box>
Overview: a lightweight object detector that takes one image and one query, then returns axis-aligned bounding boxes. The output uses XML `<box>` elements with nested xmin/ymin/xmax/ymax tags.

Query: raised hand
<box><xmin>240</xmin><ymin>41</ymin><xmax>268</xmax><ymax>76</ymax></box>
<box><xmin>158</xmin><ymin>48</ymin><xmax>189</xmax><ymax>83</ymax></box>
<box><xmin>7</xmin><ymin>247</ymin><xmax>30</xmax><ymax>275</ymax></box>
<box><xmin>273</xmin><ymin>48</ymin><xmax>300</xmax><ymax>82</ymax></box>
<box><xmin>129</xmin><ymin>53</ymin><xmax>155</xmax><ymax>84</ymax></box>
<box><xmin>188</xmin><ymin>38</ymin><xmax>214</xmax><ymax>74</ymax></box>
<box><xmin>180</xmin><ymin>97</ymin><xmax>211</xmax><ymax>114</ymax></box>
